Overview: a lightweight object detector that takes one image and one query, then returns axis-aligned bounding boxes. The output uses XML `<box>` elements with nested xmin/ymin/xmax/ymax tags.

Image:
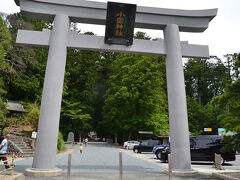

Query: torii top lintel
<box><xmin>14</xmin><ymin>0</ymin><xmax>217</xmax><ymax>32</ymax></box>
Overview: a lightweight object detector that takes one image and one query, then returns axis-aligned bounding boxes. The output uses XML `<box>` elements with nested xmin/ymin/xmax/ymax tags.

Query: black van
<box><xmin>159</xmin><ymin>135</ymin><xmax>236</xmax><ymax>164</ymax></box>
<box><xmin>133</xmin><ymin>140</ymin><xmax>160</xmax><ymax>153</ymax></box>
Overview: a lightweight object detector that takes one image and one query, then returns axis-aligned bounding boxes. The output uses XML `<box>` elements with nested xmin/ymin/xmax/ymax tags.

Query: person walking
<box><xmin>0</xmin><ymin>134</ymin><xmax>10</xmax><ymax>169</ymax></box>
<box><xmin>84</xmin><ymin>138</ymin><xmax>88</xmax><ymax>147</ymax></box>
<box><xmin>80</xmin><ymin>143</ymin><xmax>83</xmax><ymax>153</ymax></box>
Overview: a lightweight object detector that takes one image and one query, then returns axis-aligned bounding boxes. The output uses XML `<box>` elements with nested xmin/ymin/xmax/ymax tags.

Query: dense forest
<box><xmin>0</xmin><ymin>13</ymin><xmax>239</xmax><ymax>150</ymax></box>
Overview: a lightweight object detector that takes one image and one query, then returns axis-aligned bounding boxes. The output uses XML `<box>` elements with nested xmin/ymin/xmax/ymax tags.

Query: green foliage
<box><xmin>224</xmin><ymin>53</ymin><xmax>240</xmax><ymax>80</ymax></box>
<box><xmin>102</xmin><ymin>53</ymin><xmax>169</xmax><ymax>139</ymax></box>
<box><xmin>0</xmin><ymin>15</ymin><xmax>12</xmax><ymax>123</ymax></box>
<box><xmin>134</xmin><ymin>31</ymin><xmax>151</xmax><ymax>40</ymax></box>
<box><xmin>57</xmin><ymin>131</ymin><xmax>66</xmax><ymax>152</ymax></box>
<box><xmin>4</xmin><ymin>13</ymin><xmax>49</xmax><ymax>101</ymax></box>
<box><xmin>60</xmin><ymin>100</ymin><xmax>92</xmax><ymax>136</ymax></box>
<box><xmin>213</xmin><ymin>79</ymin><xmax>240</xmax><ymax>133</ymax></box>
<box><xmin>220</xmin><ymin>135</ymin><xmax>240</xmax><ymax>153</ymax></box>
<box><xmin>187</xmin><ymin>97</ymin><xmax>221</xmax><ymax>135</ymax></box>
<box><xmin>60</xmin><ymin>45</ymin><xmax>101</xmax><ymax>138</ymax></box>
<box><xmin>184</xmin><ymin>57</ymin><xmax>231</xmax><ymax>105</ymax></box>
<box><xmin>186</xmin><ymin>97</ymin><xmax>203</xmax><ymax>135</ymax></box>
<box><xmin>0</xmin><ymin>15</ymin><xmax>12</xmax><ymax>61</ymax></box>
<box><xmin>0</xmin><ymin>78</ymin><xmax>8</xmax><ymax>123</ymax></box>
<box><xmin>212</xmin><ymin>78</ymin><xmax>240</xmax><ymax>151</ymax></box>
<box><xmin>22</xmin><ymin>103</ymin><xmax>40</xmax><ymax>129</ymax></box>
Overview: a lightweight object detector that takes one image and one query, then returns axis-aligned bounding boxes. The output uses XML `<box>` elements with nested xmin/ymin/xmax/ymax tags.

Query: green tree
<box><xmin>57</xmin><ymin>131</ymin><xmax>66</xmax><ymax>151</ymax></box>
<box><xmin>213</xmin><ymin>78</ymin><xmax>240</xmax><ymax>151</ymax></box>
<box><xmin>0</xmin><ymin>15</ymin><xmax>12</xmax><ymax>123</ymax></box>
<box><xmin>184</xmin><ymin>57</ymin><xmax>231</xmax><ymax>105</ymax></box>
<box><xmin>103</xmin><ymin>53</ymin><xmax>169</xmax><ymax>140</ymax></box>
<box><xmin>60</xmin><ymin>31</ymin><xmax>101</xmax><ymax>139</ymax></box>
<box><xmin>186</xmin><ymin>97</ymin><xmax>203</xmax><ymax>135</ymax></box>
<box><xmin>22</xmin><ymin>103</ymin><xmax>40</xmax><ymax>129</ymax></box>
<box><xmin>224</xmin><ymin>53</ymin><xmax>240</xmax><ymax>80</ymax></box>
<box><xmin>5</xmin><ymin>13</ymin><xmax>50</xmax><ymax>102</ymax></box>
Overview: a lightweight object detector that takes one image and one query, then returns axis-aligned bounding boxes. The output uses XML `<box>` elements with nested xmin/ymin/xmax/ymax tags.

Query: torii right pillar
<box><xmin>164</xmin><ymin>24</ymin><xmax>195</xmax><ymax>173</ymax></box>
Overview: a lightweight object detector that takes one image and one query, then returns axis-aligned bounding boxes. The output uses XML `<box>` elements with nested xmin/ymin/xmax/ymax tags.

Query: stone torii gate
<box><xmin>14</xmin><ymin>0</ymin><xmax>217</xmax><ymax>176</ymax></box>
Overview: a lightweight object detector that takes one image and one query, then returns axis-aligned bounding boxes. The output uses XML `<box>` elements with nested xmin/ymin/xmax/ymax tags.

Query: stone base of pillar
<box><xmin>165</xmin><ymin>169</ymin><xmax>198</xmax><ymax>176</ymax></box>
<box><xmin>25</xmin><ymin>168</ymin><xmax>62</xmax><ymax>177</ymax></box>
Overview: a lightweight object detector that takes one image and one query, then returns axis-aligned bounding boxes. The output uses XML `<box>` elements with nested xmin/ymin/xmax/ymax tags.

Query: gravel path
<box><xmin>14</xmin><ymin>142</ymin><xmax>165</xmax><ymax>173</ymax></box>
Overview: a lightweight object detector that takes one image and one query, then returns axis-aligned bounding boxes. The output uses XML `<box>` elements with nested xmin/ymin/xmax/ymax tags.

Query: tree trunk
<box><xmin>79</xmin><ymin>133</ymin><xmax>82</xmax><ymax>142</ymax></box>
<box><xmin>128</xmin><ymin>130</ymin><xmax>133</xmax><ymax>140</ymax></box>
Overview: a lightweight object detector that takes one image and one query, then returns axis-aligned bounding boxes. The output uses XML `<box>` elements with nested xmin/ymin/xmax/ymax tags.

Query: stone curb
<box><xmin>165</xmin><ymin>170</ymin><xmax>198</xmax><ymax>176</ymax></box>
<box><xmin>57</xmin><ymin>146</ymin><xmax>75</xmax><ymax>157</ymax></box>
<box><xmin>24</xmin><ymin>168</ymin><xmax>62</xmax><ymax>177</ymax></box>
<box><xmin>212</xmin><ymin>172</ymin><xmax>240</xmax><ymax>180</ymax></box>
<box><xmin>0</xmin><ymin>173</ymin><xmax>22</xmax><ymax>180</ymax></box>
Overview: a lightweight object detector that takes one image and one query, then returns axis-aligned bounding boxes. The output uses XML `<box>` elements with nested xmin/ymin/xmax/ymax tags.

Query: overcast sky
<box><xmin>1</xmin><ymin>0</ymin><xmax>240</xmax><ymax>59</ymax></box>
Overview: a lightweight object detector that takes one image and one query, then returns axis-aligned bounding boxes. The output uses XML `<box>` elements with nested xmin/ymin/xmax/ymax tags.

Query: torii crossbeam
<box><xmin>14</xmin><ymin>0</ymin><xmax>217</xmax><ymax>176</ymax></box>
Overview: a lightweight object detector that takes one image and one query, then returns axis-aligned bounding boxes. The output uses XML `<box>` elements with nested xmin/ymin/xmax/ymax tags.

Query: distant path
<box><xmin>14</xmin><ymin>142</ymin><xmax>165</xmax><ymax>173</ymax></box>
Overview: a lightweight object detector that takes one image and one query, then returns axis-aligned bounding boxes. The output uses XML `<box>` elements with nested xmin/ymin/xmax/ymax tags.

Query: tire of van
<box><xmin>220</xmin><ymin>156</ymin><xmax>225</xmax><ymax>165</ymax></box>
<box><xmin>134</xmin><ymin>149</ymin><xmax>141</xmax><ymax>153</ymax></box>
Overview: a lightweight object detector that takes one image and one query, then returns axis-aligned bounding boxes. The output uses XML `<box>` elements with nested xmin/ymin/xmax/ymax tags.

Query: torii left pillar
<box><xmin>25</xmin><ymin>14</ymin><xmax>69</xmax><ymax>176</ymax></box>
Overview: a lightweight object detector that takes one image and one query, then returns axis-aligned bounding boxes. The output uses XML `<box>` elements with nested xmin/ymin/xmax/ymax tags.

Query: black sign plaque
<box><xmin>105</xmin><ymin>2</ymin><xmax>136</xmax><ymax>46</ymax></box>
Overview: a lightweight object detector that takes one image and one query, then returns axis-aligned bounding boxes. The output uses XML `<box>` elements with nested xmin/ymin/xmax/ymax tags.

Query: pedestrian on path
<box><xmin>80</xmin><ymin>143</ymin><xmax>83</xmax><ymax>153</ymax></box>
<box><xmin>84</xmin><ymin>138</ymin><xmax>88</xmax><ymax>147</ymax></box>
<box><xmin>0</xmin><ymin>134</ymin><xmax>10</xmax><ymax>169</ymax></box>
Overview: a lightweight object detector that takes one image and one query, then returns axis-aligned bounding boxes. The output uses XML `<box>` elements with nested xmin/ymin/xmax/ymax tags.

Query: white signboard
<box><xmin>32</xmin><ymin>131</ymin><xmax>37</xmax><ymax>139</ymax></box>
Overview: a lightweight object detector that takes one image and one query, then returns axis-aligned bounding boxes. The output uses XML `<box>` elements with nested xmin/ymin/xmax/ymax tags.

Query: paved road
<box><xmin>12</xmin><ymin>142</ymin><xmax>219</xmax><ymax>179</ymax></box>
<box><xmin>129</xmin><ymin>150</ymin><xmax>240</xmax><ymax>174</ymax></box>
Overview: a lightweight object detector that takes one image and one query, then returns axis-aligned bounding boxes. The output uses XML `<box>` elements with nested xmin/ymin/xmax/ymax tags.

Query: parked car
<box><xmin>153</xmin><ymin>144</ymin><xmax>169</xmax><ymax>159</ymax></box>
<box><xmin>159</xmin><ymin>135</ymin><xmax>236</xmax><ymax>164</ymax></box>
<box><xmin>133</xmin><ymin>140</ymin><xmax>160</xmax><ymax>153</ymax></box>
<box><xmin>123</xmin><ymin>140</ymin><xmax>139</xmax><ymax>150</ymax></box>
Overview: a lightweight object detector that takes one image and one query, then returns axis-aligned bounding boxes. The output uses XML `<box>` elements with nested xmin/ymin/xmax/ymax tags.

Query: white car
<box><xmin>123</xmin><ymin>141</ymin><xmax>139</xmax><ymax>150</ymax></box>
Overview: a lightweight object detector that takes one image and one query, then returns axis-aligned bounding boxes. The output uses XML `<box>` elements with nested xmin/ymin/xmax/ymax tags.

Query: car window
<box><xmin>149</xmin><ymin>140</ymin><xmax>159</xmax><ymax>146</ymax></box>
<box><xmin>195</xmin><ymin>138</ymin><xmax>213</xmax><ymax>146</ymax></box>
<box><xmin>129</xmin><ymin>141</ymin><xmax>137</xmax><ymax>144</ymax></box>
<box><xmin>141</xmin><ymin>141</ymin><xmax>148</xmax><ymax>146</ymax></box>
<box><xmin>148</xmin><ymin>141</ymin><xmax>154</xmax><ymax>146</ymax></box>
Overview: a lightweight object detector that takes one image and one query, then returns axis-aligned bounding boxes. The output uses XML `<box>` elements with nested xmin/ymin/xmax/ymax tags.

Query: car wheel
<box><xmin>156</xmin><ymin>150</ymin><xmax>161</xmax><ymax>159</ymax></box>
<box><xmin>134</xmin><ymin>149</ymin><xmax>138</xmax><ymax>153</ymax></box>
<box><xmin>221</xmin><ymin>156</ymin><xmax>225</xmax><ymax>165</ymax></box>
<box><xmin>137</xmin><ymin>149</ymin><xmax>141</xmax><ymax>153</ymax></box>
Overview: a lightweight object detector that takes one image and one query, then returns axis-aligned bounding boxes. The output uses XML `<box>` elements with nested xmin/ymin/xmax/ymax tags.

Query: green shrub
<box><xmin>22</xmin><ymin>103</ymin><xmax>40</xmax><ymax>129</ymax></box>
<box><xmin>57</xmin><ymin>131</ymin><xmax>66</xmax><ymax>152</ymax></box>
<box><xmin>22</xmin><ymin>131</ymin><xmax>32</xmax><ymax>138</ymax></box>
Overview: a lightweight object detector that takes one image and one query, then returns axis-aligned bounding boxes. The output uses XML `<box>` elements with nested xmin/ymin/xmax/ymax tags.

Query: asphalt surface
<box><xmin>10</xmin><ymin>142</ymin><xmax>220</xmax><ymax>179</ymax></box>
<box><xmin>129</xmin><ymin>149</ymin><xmax>240</xmax><ymax>174</ymax></box>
